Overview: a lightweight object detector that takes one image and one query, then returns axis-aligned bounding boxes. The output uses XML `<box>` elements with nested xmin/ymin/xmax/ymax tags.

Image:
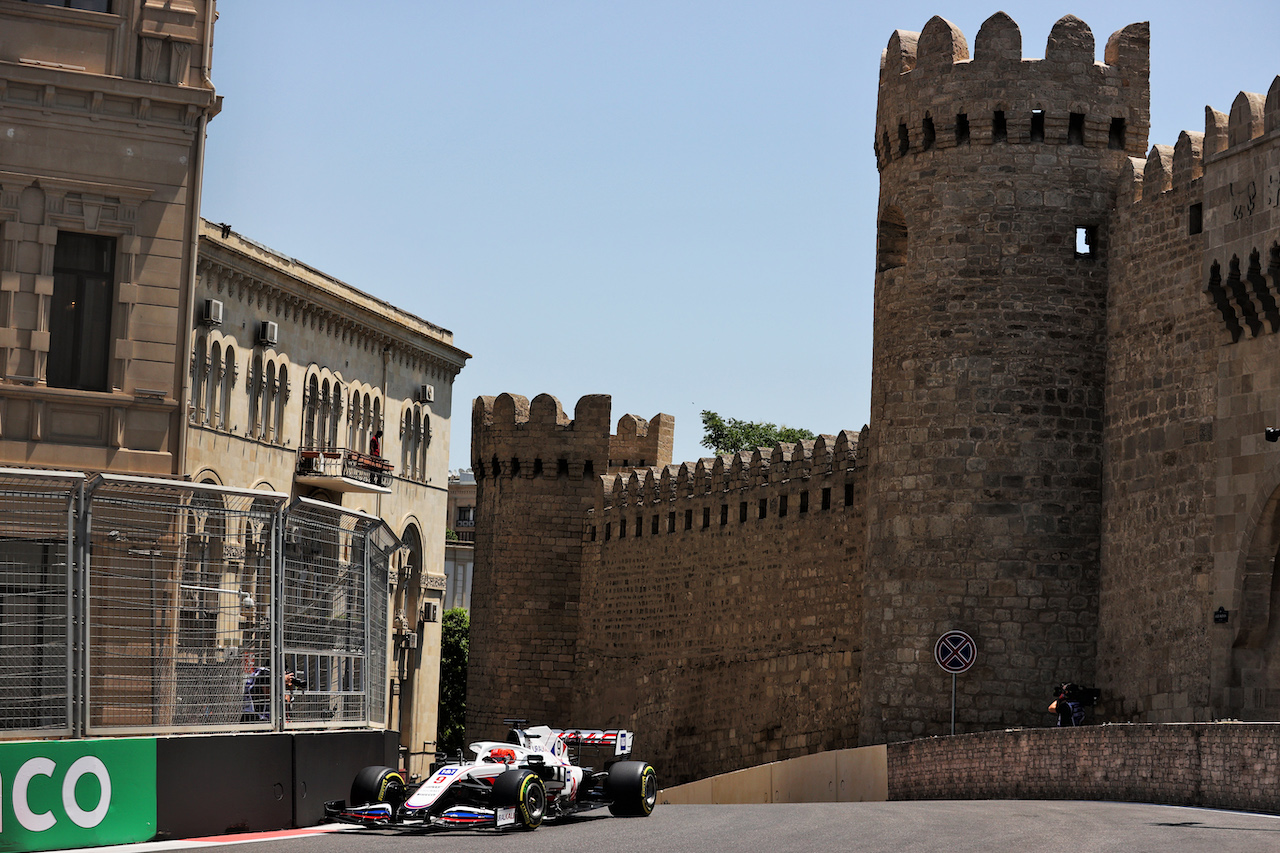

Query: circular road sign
<box><xmin>934</xmin><ymin>630</ymin><xmax>977</xmax><ymax>674</ymax></box>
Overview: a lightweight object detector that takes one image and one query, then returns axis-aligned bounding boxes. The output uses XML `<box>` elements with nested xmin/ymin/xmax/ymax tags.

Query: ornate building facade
<box><xmin>191</xmin><ymin>221</ymin><xmax>468</xmax><ymax>774</ymax></box>
<box><xmin>0</xmin><ymin>0</ymin><xmax>467</xmax><ymax>791</ymax></box>
<box><xmin>0</xmin><ymin>0</ymin><xmax>218</xmax><ymax>475</ymax></box>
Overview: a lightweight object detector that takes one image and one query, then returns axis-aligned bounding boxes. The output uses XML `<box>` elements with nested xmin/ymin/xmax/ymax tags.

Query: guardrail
<box><xmin>296</xmin><ymin>447</ymin><xmax>394</xmax><ymax>486</ymax></box>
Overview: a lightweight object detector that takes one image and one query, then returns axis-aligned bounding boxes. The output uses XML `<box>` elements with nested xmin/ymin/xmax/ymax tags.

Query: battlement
<box><xmin>471</xmin><ymin>393</ymin><xmax>673</xmax><ymax>479</ymax></box>
<box><xmin>590</xmin><ymin>427</ymin><xmax>867</xmax><ymax>538</ymax></box>
<box><xmin>875</xmin><ymin>13</ymin><xmax>1149</xmax><ymax>168</ymax></box>
<box><xmin>1119</xmin><ymin>77</ymin><xmax>1280</xmax><ymax>205</ymax></box>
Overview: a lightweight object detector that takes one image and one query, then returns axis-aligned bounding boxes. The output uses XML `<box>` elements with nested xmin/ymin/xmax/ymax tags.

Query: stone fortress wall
<box><xmin>468</xmin><ymin>12</ymin><xmax>1280</xmax><ymax>785</ymax></box>
<box><xmin>574</xmin><ymin>424</ymin><xmax>867</xmax><ymax>780</ymax></box>
<box><xmin>864</xmin><ymin>13</ymin><xmax>1150</xmax><ymax>745</ymax></box>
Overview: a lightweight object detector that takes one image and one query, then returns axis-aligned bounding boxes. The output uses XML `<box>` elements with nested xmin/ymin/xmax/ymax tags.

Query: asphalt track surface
<box><xmin>87</xmin><ymin>801</ymin><xmax>1280</xmax><ymax>853</ymax></box>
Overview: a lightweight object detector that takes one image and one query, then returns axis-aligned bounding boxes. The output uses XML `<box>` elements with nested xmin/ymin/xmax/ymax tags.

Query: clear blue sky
<box><xmin>201</xmin><ymin>1</ymin><xmax>1280</xmax><ymax>470</ymax></box>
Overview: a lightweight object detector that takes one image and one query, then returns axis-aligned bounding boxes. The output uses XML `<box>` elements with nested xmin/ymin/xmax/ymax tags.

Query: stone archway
<box><xmin>393</xmin><ymin>524</ymin><xmax>426</xmax><ymax>769</ymax></box>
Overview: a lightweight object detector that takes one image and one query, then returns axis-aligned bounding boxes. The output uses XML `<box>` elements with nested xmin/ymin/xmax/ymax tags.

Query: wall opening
<box><xmin>955</xmin><ymin>113</ymin><xmax>970</xmax><ymax>145</ymax></box>
<box><xmin>1189</xmin><ymin>203</ymin><xmax>1203</xmax><ymax>235</ymax></box>
<box><xmin>877</xmin><ymin>206</ymin><xmax>908</xmax><ymax>273</ymax></box>
<box><xmin>1076</xmin><ymin>225</ymin><xmax>1098</xmax><ymax>258</ymax></box>
<box><xmin>1030</xmin><ymin>109</ymin><xmax>1045</xmax><ymax>143</ymax></box>
<box><xmin>898</xmin><ymin>123</ymin><xmax>910</xmax><ymax>155</ymax></box>
<box><xmin>1068</xmin><ymin>112</ymin><xmax>1085</xmax><ymax>145</ymax></box>
<box><xmin>921</xmin><ymin>116</ymin><xmax>935</xmax><ymax>151</ymax></box>
<box><xmin>1109</xmin><ymin>117</ymin><xmax>1126</xmax><ymax>150</ymax></box>
<box><xmin>992</xmin><ymin>111</ymin><xmax>1007</xmax><ymax>143</ymax></box>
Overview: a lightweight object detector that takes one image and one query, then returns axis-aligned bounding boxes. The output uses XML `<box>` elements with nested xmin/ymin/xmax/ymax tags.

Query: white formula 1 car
<box><xmin>324</xmin><ymin>724</ymin><xmax>657</xmax><ymax>831</ymax></box>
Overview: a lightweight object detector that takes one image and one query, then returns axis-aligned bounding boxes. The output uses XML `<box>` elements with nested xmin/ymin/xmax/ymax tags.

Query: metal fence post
<box><xmin>70</xmin><ymin>480</ymin><xmax>85</xmax><ymax>738</ymax></box>
<box><xmin>364</xmin><ymin>524</ymin><xmax>372</xmax><ymax>728</ymax></box>
<box><xmin>273</xmin><ymin>502</ymin><xmax>285</xmax><ymax>731</ymax></box>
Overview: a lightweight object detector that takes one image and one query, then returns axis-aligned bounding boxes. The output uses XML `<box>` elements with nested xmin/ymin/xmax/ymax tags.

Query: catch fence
<box><xmin>0</xmin><ymin>470</ymin><xmax>396</xmax><ymax>739</ymax></box>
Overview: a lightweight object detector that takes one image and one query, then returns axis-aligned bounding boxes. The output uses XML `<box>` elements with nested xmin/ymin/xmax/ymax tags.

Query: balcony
<box><xmin>295</xmin><ymin>446</ymin><xmax>393</xmax><ymax>494</ymax></box>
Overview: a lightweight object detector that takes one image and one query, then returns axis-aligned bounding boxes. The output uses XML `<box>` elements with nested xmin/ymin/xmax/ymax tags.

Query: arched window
<box><xmin>190</xmin><ymin>334</ymin><xmax>207</xmax><ymax>423</ymax></box>
<box><xmin>274</xmin><ymin>365</ymin><xmax>288</xmax><ymax>443</ymax></box>
<box><xmin>348</xmin><ymin>390</ymin><xmax>361</xmax><ymax>449</ymax></box>
<box><xmin>206</xmin><ymin>341</ymin><xmax>221</xmax><ymax>426</ymax></box>
<box><xmin>329</xmin><ymin>383</ymin><xmax>343</xmax><ymax>447</ymax></box>
<box><xmin>264</xmin><ymin>361</ymin><xmax>277</xmax><ymax>443</ymax></box>
<box><xmin>220</xmin><ymin>346</ymin><xmax>236</xmax><ymax>431</ymax></box>
<box><xmin>320</xmin><ymin>379</ymin><xmax>332</xmax><ymax>447</ymax></box>
<box><xmin>304</xmin><ymin>374</ymin><xmax>320</xmax><ymax>448</ymax></box>
<box><xmin>248</xmin><ymin>353</ymin><xmax>263</xmax><ymax>438</ymax></box>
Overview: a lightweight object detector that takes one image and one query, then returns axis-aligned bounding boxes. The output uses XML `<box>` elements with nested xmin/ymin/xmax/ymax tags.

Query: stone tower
<box><xmin>466</xmin><ymin>393</ymin><xmax>673</xmax><ymax>738</ymax></box>
<box><xmin>863</xmin><ymin>14</ymin><xmax>1149</xmax><ymax>743</ymax></box>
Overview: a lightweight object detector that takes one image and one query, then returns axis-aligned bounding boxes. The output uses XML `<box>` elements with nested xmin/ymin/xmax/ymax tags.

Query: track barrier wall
<box><xmin>0</xmin><ymin>730</ymin><xmax>397</xmax><ymax>851</ymax></box>
<box><xmin>660</xmin><ymin>724</ymin><xmax>1280</xmax><ymax>814</ymax></box>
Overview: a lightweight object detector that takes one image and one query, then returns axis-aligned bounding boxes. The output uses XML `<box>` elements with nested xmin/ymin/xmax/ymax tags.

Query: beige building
<box><xmin>0</xmin><ymin>1</ymin><xmax>468</xmax><ymax>780</ymax></box>
<box><xmin>191</xmin><ymin>221</ymin><xmax>469</xmax><ymax>773</ymax></box>
<box><xmin>0</xmin><ymin>0</ymin><xmax>218</xmax><ymax>475</ymax></box>
<box><xmin>444</xmin><ymin>468</ymin><xmax>475</xmax><ymax>610</ymax></box>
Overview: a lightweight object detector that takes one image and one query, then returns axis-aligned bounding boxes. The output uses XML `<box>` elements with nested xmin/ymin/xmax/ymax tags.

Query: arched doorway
<box><xmin>394</xmin><ymin>524</ymin><xmax>425</xmax><ymax>767</ymax></box>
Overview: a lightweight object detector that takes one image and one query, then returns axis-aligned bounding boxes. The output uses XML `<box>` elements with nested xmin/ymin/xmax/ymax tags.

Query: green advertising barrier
<box><xmin>0</xmin><ymin>738</ymin><xmax>156</xmax><ymax>853</ymax></box>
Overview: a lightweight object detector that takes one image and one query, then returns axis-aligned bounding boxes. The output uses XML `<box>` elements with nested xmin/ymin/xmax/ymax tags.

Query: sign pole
<box><xmin>951</xmin><ymin>673</ymin><xmax>956</xmax><ymax>735</ymax></box>
<box><xmin>934</xmin><ymin>630</ymin><xmax>977</xmax><ymax>737</ymax></box>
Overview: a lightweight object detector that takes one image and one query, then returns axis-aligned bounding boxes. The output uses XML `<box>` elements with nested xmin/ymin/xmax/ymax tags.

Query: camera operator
<box><xmin>241</xmin><ymin>667</ymin><xmax>306</xmax><ymax>723</ymax></box>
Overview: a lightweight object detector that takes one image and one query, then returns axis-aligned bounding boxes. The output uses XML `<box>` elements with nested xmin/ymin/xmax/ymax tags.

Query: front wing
<box><xmin>323</xmin><ymin>800</ymin><xmax>523</xmax><ymax>831</ymax></box>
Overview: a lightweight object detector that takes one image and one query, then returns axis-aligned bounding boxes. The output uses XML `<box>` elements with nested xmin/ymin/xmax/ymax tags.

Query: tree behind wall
<box><xmin>437</xmin><ymin>607</ymin><xmax>469</xmax><ymax>758</ymax></box>
<box><xmin>700</xmin><ymin>410</ymin><xmax>816</xmax><ymax>455</ymax></box>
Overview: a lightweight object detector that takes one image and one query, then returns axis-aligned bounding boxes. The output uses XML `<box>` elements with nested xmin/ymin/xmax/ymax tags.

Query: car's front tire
<box><xmin>350</xmin><ymin>765</ymin><xmax>407</xmax><ymax>809</ymax></box>
<box><xmin>606</xmin><ymin>760</ymin><xmax>657</xmax><ymax>816</ymax></box>
<box><xmin>492</xmin><ymin>769</ymin><xmax>546</xmax><ymax>829</ymax></box>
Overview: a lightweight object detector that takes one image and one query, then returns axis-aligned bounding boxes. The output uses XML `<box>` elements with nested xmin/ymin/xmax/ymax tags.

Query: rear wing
<box><xmin>551</xmin><ymin>728</ymin><xmax>633</xmax><ymax>757</ymax></box>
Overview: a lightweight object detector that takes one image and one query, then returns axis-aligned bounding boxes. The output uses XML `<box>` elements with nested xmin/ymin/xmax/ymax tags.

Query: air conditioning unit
<box><xmin>416</xmin><ymin>384</ymin><xmax>435</xmax><ymax>403</ymax></box>
<box><xmin>257</xmin><ymin>320</ymin><xmax>279</xmax><ymax>347</ymax></box>
<box><xmin>203</xmin><ymin>298</ymin><xmax>223</xmax><ymax>326</ymax></box>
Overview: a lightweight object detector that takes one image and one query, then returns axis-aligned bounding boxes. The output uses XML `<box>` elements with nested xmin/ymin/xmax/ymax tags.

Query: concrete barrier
<box><xmin>659</xmin><ymin>724</ymin><xmax>1280</xmax><ymax>814</ymax></box>
<box><xmin>660</xmin><ymin>745</ymin><xmax>888</xmax><ymax>804</ymax></box>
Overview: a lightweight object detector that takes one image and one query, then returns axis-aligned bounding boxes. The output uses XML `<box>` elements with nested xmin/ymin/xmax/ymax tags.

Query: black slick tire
<box><xmin>606</xmin><ymin>760</ymin><xmax>657</xmax><ymax>816</ymax></box>
<box><xmin>350</xmin><ymin>765</ymin><xmax>407</xmax><ymax>809</ymax></box>
<box><xmin>491</xmin><ymin>768</ymin><xmax>546</xmax><ymax>829</ymax></box>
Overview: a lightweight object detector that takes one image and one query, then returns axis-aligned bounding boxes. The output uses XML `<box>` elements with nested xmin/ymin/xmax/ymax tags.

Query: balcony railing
<box><xmin>295</xmin><ymin>446</ymin><xmax>393</xmax><ymax>493</ymax></box>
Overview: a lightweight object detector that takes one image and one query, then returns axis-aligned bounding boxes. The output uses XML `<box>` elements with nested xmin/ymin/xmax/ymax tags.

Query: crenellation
<box><xmin>1204</xmin><ymin>107</ymin><xmax>1229</xmax><ymax>158</ymax></box>
<box><xmin>1117</xmin><ymin>156</ymin><xmax>1145</xmax><ymax>203</ymax></box>
<box><xmin>1142</xmin><ymin>145</ymin><xmax>1175</xmax><ymax>197</ymax></box>
<box><xmin>973</xmin><ymin>12</ymin><xmax>1021</xmax><ymax>63</ymax></box>
<box><xmin>1045</xmin><ymin>15</ymin><xmax>1095</xmax><ymax>65</ymax></box>
<box><xmin>876</xmin><ymin>14</ymin><xmax>1150</xmax><ymax>169</ymax></box>
<box><xmin>1172</xmin><ymin>131</ymin><xmax>1205</xmax><ymax>186</ymax></box>
<box><xmin>881</xmin><ymin>30</ymin><xmax>921</xmax><ymax>78</ymax></box>
<box><xmin>916</xmin><ymin>17</ymin><xmax>968</xmax><ymax>71</ymax></box>
<box><xmin>1267</xmin><ymin>77</ymin><xmax>1280</xmax><ymax>133</ymax></box>
<box><xmin>592</xmin><ymin>432</ymin><xmax>864</xmax><ymax>536</ymax></box>
<box><xmin>1103</xmin><ymin>21</ymin><xmax>1149</xmax><ymax>71</ymax></box>
<box><xmin>1228</xmin><ymin>91</ymin><xmax>1267</xmax><ymax>148</ymax></box>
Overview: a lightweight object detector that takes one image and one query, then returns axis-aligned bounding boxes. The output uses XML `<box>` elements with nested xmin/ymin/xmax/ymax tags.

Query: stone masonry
<box><xmin>469</xmin><ymin>12</ymin><xmax>1280</xmax><ymax>784</ymax></box>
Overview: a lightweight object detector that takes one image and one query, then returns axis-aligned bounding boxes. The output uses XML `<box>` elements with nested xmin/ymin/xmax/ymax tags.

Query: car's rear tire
<box><xmin>606</xmin><ymin>760</ymin><xmax>657</xmax><ymax>816</ymax></box>
<box><xmin>350</xmin><ymin>765</ymin><xmax>407</xmax><ymax>809</ymax></box>
<box><xmin>492</xmin><ymin>769</ymin><xmax>546</xmax><ymax>829</ymax></box>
